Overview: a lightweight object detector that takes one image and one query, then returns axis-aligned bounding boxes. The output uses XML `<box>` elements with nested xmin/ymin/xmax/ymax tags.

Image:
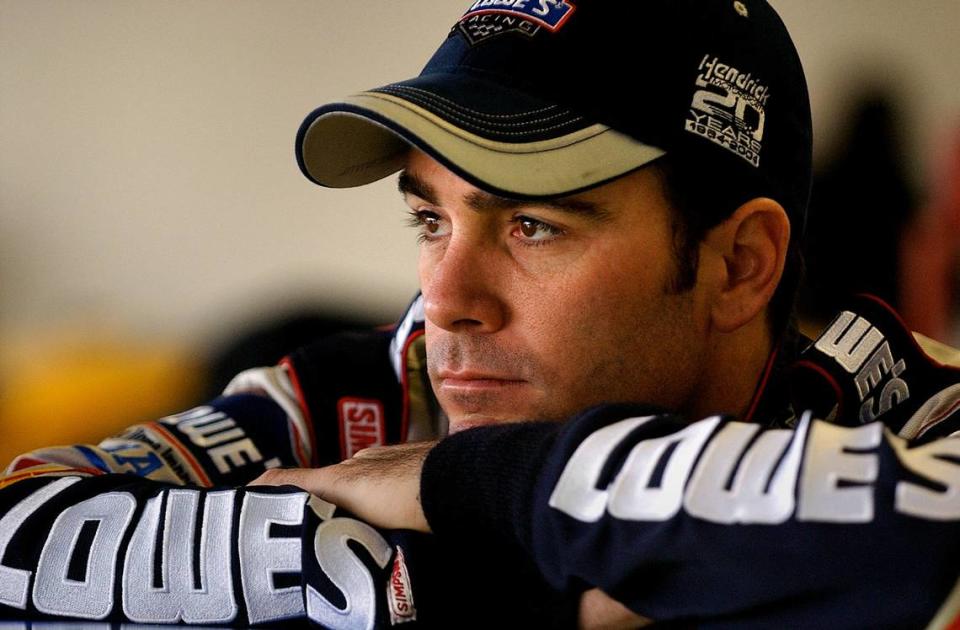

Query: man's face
<box><xmin>402</xmin><ymin>151</ymin><xmax>713</xmax><ymax>432</ymax></box>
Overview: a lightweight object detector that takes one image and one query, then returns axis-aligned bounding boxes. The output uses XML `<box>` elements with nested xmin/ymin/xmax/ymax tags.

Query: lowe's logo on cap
<box><xmin>462</xmin><ymin>0</ymin><xmax>576</xmax><ymax>32</ymax></box>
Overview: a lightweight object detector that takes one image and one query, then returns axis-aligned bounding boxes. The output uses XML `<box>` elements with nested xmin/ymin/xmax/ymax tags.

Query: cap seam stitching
<box><xmin>379</xmin><ymin>84</ymin><xmax>562</xmax><ymax>119</ymax></box>
<box><xmin>375</xmin><ymin>87</ymin><xmax>577</xmax><ymax>129</ymax></box>
<box><xmin>374</xmin><ymin>87</ymin><xmax>584</xmax><ymax>133</ymax></box>
<box><xmin>335</xmin><ymin>101</ymin><xmax>615</xmax><ymax>151</ymax></box>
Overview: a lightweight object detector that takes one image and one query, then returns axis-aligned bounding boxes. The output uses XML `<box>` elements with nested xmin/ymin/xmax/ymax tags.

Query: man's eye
<box><xmin>407</xmin><ymin>209</ymin><xmax>448</xmax><ymax>240</ymax></box>
<box><xmin>515</xmin><ymin>216</ymin><xmax>563</xmax><ymax>243</ymax></box>
<box><xmin>422</xmin><ymin>215</ymin><xmax>441</xmax><ymax>234</ymax></box>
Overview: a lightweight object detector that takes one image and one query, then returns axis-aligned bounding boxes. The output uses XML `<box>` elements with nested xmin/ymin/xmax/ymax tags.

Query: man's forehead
<box><xmin>395</xmin><ymin>152</ymin><xmax>662</xmax><ymax>220</ymax></box>
<box><xmin>398</xmin><ymin>168</ymin><xmax>615</xmax><ymax>220</ymax></box>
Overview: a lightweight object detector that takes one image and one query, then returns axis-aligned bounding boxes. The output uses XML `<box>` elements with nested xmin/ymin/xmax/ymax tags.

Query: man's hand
<box><xmin>579</xmin><ymin>589</ymin><xmax>652</xmax><ymax>629</ymax></box>
<box><xmin>249</xmin><ymin>441</ymin><xmax>434</xmax><ymax>532</ymax></box>
<box><xmin>251</xmin><ymin>442</ymin><xmax>652</xmax><ymax>628</ymax></box>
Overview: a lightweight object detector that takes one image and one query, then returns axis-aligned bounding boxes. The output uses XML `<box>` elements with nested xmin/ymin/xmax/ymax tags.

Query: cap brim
<box><xmin>296</xmin><ymin>80</ymin><xmax>665</xmax><ymax>199</ymax></box>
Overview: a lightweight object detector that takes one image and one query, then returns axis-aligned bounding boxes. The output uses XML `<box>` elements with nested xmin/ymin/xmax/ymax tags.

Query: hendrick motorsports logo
<box><xmin>458</xmin><ymin>0</ymin><xmax>575</xmax><ymax>44</ymax></box>
<box><xmin>686</xmin><ymin>54</ymin><xmax>769</xmax><ymax>167</ymax></box>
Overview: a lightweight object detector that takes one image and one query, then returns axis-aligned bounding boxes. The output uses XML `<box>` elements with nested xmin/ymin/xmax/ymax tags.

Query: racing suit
<box><xmin>1</xmin><ymin>294</ymin><xmax>959</xmax><ymax>628</ymax></box>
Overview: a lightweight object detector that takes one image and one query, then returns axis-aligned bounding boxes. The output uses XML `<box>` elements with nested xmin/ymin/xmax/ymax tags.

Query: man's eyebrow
<box><xmin>398</xmin><ymin>169</ymin><xmax>611</xmax><ymax>221</ymax></box>
<box><xmin>397</xmin><ymin>171</ymin><xmax>438</xmax><ymax>205</ymax></box>
<box><xmin>463</xmin><ymin>189</ymin><xmax>611</xmax><ymax>221</ymax></box>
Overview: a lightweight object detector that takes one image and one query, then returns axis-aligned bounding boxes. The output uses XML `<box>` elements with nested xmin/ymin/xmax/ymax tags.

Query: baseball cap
<box><xmin>296</xmin><ymin>0</ymin><xmax>812</xmax><ymax>226</ymax></box>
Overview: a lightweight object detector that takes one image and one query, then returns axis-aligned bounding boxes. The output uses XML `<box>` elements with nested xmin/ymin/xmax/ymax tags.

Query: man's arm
<box><xmin>0</xmin><ymin>466</ymin><xmax>419</xmax><ymax>626</ymax></box>
<box><xmin>0</xmin><ymin>315</ymin><xmax>436</xmax><ymax>627</ymax></box>
<box><xmin>0</xmin><ymin>369</ymin><xmax>333</xmax><ymax>625</ymax></box>
<box><xmin>433</xmin><ymin>409</ymin><xmax>960</xmax><ymax>626</ymax></box>
<box><xmin>265</xmin><ymin>404</ymin><xmax>960</xmax><ymax>627</ymax></box>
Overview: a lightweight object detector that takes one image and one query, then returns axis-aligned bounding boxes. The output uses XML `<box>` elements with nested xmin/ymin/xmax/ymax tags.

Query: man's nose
<box><xmin>421</xmin><ymin>237</ymin><xmax>507</xmax><ymax>334</ymax></box>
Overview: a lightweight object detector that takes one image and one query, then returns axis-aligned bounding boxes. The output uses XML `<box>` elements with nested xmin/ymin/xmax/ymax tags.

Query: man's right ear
<box><xmin>701</xmin><ymin>198</ymin><xmax>791</xmax><ymax>333</ymax></box>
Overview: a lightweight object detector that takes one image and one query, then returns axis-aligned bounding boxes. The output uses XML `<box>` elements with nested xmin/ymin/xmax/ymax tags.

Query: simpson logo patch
<box><xmin>338</xmin><ymin>397</ymin><xmax>386</xmax><ymax>459</ymax></box>
<box><xmin>686</xmin><ymin>54</ymin><xmax>769</xmax><ymax>167</ymax></box>
<box><xmin>387</xmin><ymin>546</ymin><xmax>417</xmax><ymax>624</ymax></box>
<box><xmin>458</xmin><ymin>0</ymin><xmax>575</xmax><ymax>44</ymax></box>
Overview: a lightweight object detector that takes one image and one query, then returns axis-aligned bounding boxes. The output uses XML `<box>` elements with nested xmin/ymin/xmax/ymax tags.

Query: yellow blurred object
<box><xmin>0</xmin><ymin>330</ymin><xmax>203</xmax><ymax>468</ymax></box>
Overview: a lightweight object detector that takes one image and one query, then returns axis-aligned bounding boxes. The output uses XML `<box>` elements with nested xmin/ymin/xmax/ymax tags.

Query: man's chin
<box><xmin>437</xmin><ymin>388</ymin><xmax>572</xmax><ymax>433</ymax></box>
<box><xmin>447</xmin><ymin>416</ymin><xmax>518</xmax><ymax>434</ymax></box>
<box><xmin>446</xmin><ymin>412</ymin><xmax>565</xmax><ymax>434</ymax></box>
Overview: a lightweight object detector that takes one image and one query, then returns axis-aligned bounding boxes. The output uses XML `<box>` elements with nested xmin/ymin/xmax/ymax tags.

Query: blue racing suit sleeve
<box><xmin>421</xmin><ymin>404</ymin><xmax>960</xmax><ymax>628</ymax></box>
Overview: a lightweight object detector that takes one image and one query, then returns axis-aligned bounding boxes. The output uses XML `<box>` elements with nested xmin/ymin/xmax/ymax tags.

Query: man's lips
<box><xmin>434</xmin><ymin>371</ymin><xmax>538</xmax><ymax>433</ymax></box>
<box><xmin>435</xmin><ymin>371</ymin><xmax>527</xmax><ymax>389</ymax></box>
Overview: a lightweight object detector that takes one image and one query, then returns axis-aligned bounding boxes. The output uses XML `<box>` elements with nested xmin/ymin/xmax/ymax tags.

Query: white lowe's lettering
<box><xmin>162</xmin><ymin>406</ymin><xmax>263</xmax><ymax>474</ymax></box>
<box><xmin>167</xmin><ymin>407</ymin><xmax>245</xmax><ymax>446</ymax></box>
<box><xmin>814</xmin><ymin>311</ymin><xmax>884</xmax><ymax>373</ymax></box>
<box><xmin>797</xmin><ymin>422</ymin><xmax>881</xmax><ymax>522</ymax></box>
<box><xmin>469</xmin><ymin>0</ymin><xmax>529</xmax><ymax>10</ymax></box>
<box><xmin>0</xmin><ymin>481</ymin><xmax>398</xmax><ymax>625</ymax></box>
<box><xmin>239</xmin><ymin>492</ymin><xmax>307</xmax><ymax>624</ymax></box>
<box><xmin>534</xmin><ymin>0</ymin><xmax>561</xmax><ymax>17</ymax></box>
<box><xmin>549</xmin><ymin>415</ymin><xmax>960</xmax><ymax>525</ymax></box>
<box><xmin>858</xmin><ymin>340</ymin><xmax>910</xmax><ymax>423</ymax></box>
<box><xmin>0</xmin><ymin>477</ymin><xmax>80</xmax><ymax>609</ymax></box>
<box><xmin>891</xmin><ymin>433</ymin><xmax>960</xmax><ymax>519</ymax></box>
<box><xmin>814</xmin><ymin>312</ymin><xmax>911</xmax><ymax>424</ymax></box>
<box><xmin>548</xmin><ymin>417</ymin><xmax>654</xmax><ymax>522</ymax></box>
<box><xmin>209</xmin><ymin>439</ymin><xmax>263</xmax><ymax>475</ymax></box>
<box><xmin>307</xmin><ymin>517</ymin><xmax>393</xmax><ymax>630</ymax></box>
<box><xmin>33</xmin><ymin>492</ymin><xmax>136</xmax><ymax>619</ymax></box>
<box><xmin>684</xmin><ymin>415</ymin><xmax>808</xmax><ymax>524</ymax></box>
<box><xmin>607</xmin><ymin>417</ymin><xmax>721</xmax><ymax>521</ymax></box>
<box><xmin>122</xmin><ymin>489</ymin><xmax>237</xmax><ymax>624</ymax></box>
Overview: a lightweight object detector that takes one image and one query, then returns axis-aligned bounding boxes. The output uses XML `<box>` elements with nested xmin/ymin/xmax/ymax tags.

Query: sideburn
<box><xmin>665</xmin><ymin>210</ymin><xmax>701</xmax><ymax>295</ymax></box>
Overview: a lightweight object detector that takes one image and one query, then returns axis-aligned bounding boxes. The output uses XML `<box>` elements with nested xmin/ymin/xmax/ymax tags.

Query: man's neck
<box><xmin>684</xmin><ymin>318</ymin><xmax>775</xmax><ymax>421</ymax></box>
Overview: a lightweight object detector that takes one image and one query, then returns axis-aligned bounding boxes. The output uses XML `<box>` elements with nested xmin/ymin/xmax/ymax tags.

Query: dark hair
<box><xmin>650</xmin><ymin>156</ymin><xmax>803</xmax><ymax>337</ymax></box>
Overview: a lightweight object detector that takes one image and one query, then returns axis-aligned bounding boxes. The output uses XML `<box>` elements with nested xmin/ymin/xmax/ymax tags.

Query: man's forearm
<box><xmin>417</xmin><ymin>406</ymin><xmax>960</xmax><ymax>626</ymax></box>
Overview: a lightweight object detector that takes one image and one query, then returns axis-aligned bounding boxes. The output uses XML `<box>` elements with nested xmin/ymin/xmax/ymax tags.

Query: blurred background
<box><xmin>1</xmin><ymin>0</ymin><xmax>959</xmax><ymax>465</ymax></box>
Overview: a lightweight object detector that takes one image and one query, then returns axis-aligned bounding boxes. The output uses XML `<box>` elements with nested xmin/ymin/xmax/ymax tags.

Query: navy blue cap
<box><xmin>297</xmin><ymin>0</ymin><xmax>812</xmax><ymax>226</ymax></box>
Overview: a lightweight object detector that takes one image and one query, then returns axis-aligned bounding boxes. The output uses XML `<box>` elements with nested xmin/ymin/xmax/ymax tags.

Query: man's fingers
<box><xmin>249</xmin><ymin>467</ymin><xmax>306</xmax><ymax>488</ymax></box>
<box><xmin>248</xmin><ymin>442</ymin><xmax>437</xmax><ymax>532</ymax></box>
<box><xmin>352</xmin><ymin>446</ymin><xmax>381</xmax><ymax>459</ymax></box>
<box><xmin>579</xmin><ymin>588</ymin><xmax>652</xmax><ymax>630</ymax></box>
<box><xmin>247</xmin><ymin>460</ymin><xmax>430</xmax><ymax>532</ymax></box>
<box><xmin>249</xmin><ymin>467</ymin><xmax>334</xmax><ymax>498</ymax></box>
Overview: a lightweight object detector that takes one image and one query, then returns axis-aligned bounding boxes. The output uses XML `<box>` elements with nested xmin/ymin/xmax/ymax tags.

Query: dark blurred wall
<box><xmin>799</xmin><ymin>90</ymin><xmax>916</xmax><ymax>324</ymax></box>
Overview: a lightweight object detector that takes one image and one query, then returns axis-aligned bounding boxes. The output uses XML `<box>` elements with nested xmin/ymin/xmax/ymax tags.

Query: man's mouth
<box><xmin>433</xmin><ymin>370</ymin><xmax>535</xmax><ymax>432</ymax></box>
<box><xmin>435</xmin><ymin>370</ymin><xmax>528</xmax><ymax>392</ymax></box>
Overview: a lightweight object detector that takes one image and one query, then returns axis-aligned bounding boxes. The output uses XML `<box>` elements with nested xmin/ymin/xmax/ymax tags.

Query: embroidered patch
<box><xmin>130</xmin><ymin>423</ymin><xmax>212</xmax><ymax>486</ymax></box>
<box><xmin>685</xmin><ymin>54</ymin><xmax>769</xmax><ymax>167</ymax></box>
<box><xmin>338</xmin><ymin>397</ymin><xmax>386</xmax><ymax>459</ymax></box>
<box><xmin>811</xmin><ymin>310</ymin><xmax>912</xmax><ymax>426</ymax></box>
<box><xmin>457</xmin><ymin>0</ymin><xmax>575</xmax><ymax>45</ymax></box>
<box><xmin>95</xmin><ymin>440</ymin><xmax>165</xmax><ymax>477</ymax></box>
<box><xmin>387</xmin><ymin>546</ymin><xmax>417</xmax><ymax>625</ymax></box>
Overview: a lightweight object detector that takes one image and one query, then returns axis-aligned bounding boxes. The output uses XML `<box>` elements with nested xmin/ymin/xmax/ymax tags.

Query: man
<box><xmin>2</xmin><ymin>1</ymin><xmax>960</xmax><ymax>628</ymax></box>
<box><xmin>256</xmin><ymin>0</ymin><xmax>960</xmax><ymax>626</ymax></box>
